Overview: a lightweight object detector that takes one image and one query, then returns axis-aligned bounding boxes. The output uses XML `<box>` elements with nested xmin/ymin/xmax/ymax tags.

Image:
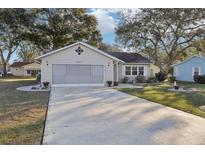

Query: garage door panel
<box><xmin>52</xmin><ymin>64</ymin><xmax>104</xmax><ymax>84</ymax></box>
<box><xmin>92</xmin><ymin>65</ymin><xmax>103</xmax><ymax>83</ymax></box>
<box><xmin>52</xmin><ymin>65</ymin><xmax>67</xmax><ymax>84</ymax></box>
<box><xmin>68</xmin><ymin>65</ymin><xmax>91</xmax><ymax>76</ymax></box>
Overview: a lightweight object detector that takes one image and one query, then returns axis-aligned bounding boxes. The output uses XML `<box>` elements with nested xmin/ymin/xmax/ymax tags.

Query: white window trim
<box><xmin>125</xmin><ymin>65</ymin><xmax>132</xmax><ymax>76</ymax></box>
<box><xmin>192</xmin><ymin>66</ymin><xmax>201</xmax><ymax>76</ymax></box>
<box><xmin>138</xmin><ymin>66</ymin><xmax>145</xmax><ymax>76</ymax></box>
<box><xmin>124</xmin><ymin>65</ymin><xmax>145</xmax><ymax>76</ymax></box>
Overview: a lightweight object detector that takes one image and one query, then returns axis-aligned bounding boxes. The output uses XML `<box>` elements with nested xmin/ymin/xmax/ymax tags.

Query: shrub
<box><xmin>121</xmin><ymin>77</ymin><xmax>128</xmax><ymax>83</ymax></box>
<box><xmin>193</xmin><ymin>75</ymin><xmax>199</xmax><ymax>82</ymax></box>
<box><xmin>194</xmin><ymin>75</ymin><xmax>205</xmax><ymax>84</ymax></box>
<box><xmin>42</xmin><ymin>82</ymin><xmax>49</xmax><ymax>88</ymax></box>
<box><xmin>146</xmin><ymin>76</ymin><xmax>157</xmax><ymax>83</ymax></box>
<box><xmin>36</xmin><ymin>73</ymin><xmax>41</xmax><ymax>82</ymax></box>
<box><xmin>155</xmin><ymin>72</ymin><xmax>167</xmax><ymax>82</ymax></box>
<box><xmin>107</xmin><ymin>81</ymin><xmax>112</xmax><ymax>87</ymax></box>
<box><xmin>135</xmin><ymin>76</ymin><xmax>145</xmax><ymax>83</ymax></box>
<box><xmin>168</xmin><ymin>76</ymin><xmax>176</xmax><ymax>83</ymax></box>
<box><xmin>114</xmin><ymin>81</ymin><xmax>119</xmax><ymax>86</ymax></box>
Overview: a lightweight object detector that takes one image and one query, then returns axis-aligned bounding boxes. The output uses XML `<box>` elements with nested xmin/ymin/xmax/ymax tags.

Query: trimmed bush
<box><xmin>107</xmin><ymin>81</ymin><xmax>112</xmax><ymax>87</ymax></box>
<box><xmin>36</xmin><ymin>73</ymin><xmax>41</xmax><ymax>82</ymax></box>
<box><xmin>114</xmin><ymin>81</ymin><xmax>119</xmax><ymax>86</ymax></box>
<box><xmin>193</xmin><ymin>75</ymin><xmax>199</xmax><ymax>82</ymax></box>
<box><xmin>146</xmin><ymin>76</ymin><xmax>157</xmax><ymax>83</ymax></box>
<box><xmin>194</xmin><ymin>75</ymin><xmax>205</xmax><ymax>84</ymax></box>
<box><xmin>155</xmin><ymin>72</ymin><xmax>167</xmax><ymax>82</ymax></box>
<box><xmin>42</xmin><ymin>82</ymin><xmax>49</xmax><ymax>88</ymax></box>
<box><xmin>135</xmin><ymin>76</ymin><xmax>145</xmax><ymax>83</ymax></box>
<box><xmin>168</xmin><ymin>76</ymin><xmax>176</xmax><ymax>83</ymax></box>
<box><xmin>121</xmin><ymin>77</ymin><xmax>128</xmax><ymax>83</ymax></box>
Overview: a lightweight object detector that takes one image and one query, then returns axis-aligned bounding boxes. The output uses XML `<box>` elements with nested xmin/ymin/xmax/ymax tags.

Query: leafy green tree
<box><xmin>192</xmin><ymin>39</ymin><xmax>205</xmax><ymax>56</ymax></box>
<box><xmin>116</xmin><ymin>9</ymin><xmax>205</xmax><ymax>73</ymax></box>
<box><xmin>26</xmin><ymin>9</ymin><xmax>102</xmax><ymax>50</ymax></box>
<box><xmin>17</xmin><ymin>41</ymin><xmax>41</xmax><ymax>62</ymax></box>
<box><xmin>0</xmin><ymin>8</ymin><xmax>102</xmax><ymax>76</ymax></box>
<box><xmin>0</xmin><ymin>9</ymin><xmax>31</xmax><ymax>76</ymax></box>
<box><xmin>99</xmin><ymin>43</ymin><xmax>123</xmax><ymax>52</ymax></box>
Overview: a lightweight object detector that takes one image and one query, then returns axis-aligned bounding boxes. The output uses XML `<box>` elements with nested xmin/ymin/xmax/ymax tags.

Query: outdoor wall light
<box><xmin>108</xmin><ymin>62</ymin><xmax>110</xmax><ymax>67</ymax></box>
<box><xmin>46</xmin><ymin>61</ymin><xmax>48</xmax><ymax>66</ymax></box>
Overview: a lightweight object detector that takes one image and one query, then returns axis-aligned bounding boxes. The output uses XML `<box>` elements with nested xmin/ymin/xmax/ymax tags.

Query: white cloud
<box><xmin>89</xmin><ymin>9</ymin><xmax>118</xmax><ymax>34</ymax></box>
<box><xmin>89</xmin><ymin>9</ymin><xmax>139</xmax><ymax>35</ymax></box>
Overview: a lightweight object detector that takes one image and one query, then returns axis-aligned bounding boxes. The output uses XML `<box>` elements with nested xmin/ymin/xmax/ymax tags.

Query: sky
<box><xmin>9</xmin><ymin>9</ymin><xmax>121</xmax><ymax>63</ymax></box>
<box><xmin>88</xmin><ymin>8</ymin><xmax>121</xmax><ymax>44</ymax></box>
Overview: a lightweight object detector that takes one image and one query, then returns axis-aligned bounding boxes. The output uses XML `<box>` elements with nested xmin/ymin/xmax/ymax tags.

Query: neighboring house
<box><xmin>36</xmin><ymin>41</ymin><xmax>159</xmax><ymax>86</ymax></box>
<box><xmin>173</xmin><ymin>56</ymin><xmax>205</xmax><ymax>82</ymax></box>
<box><xmin>10</xmin><ymin>62</ymin><xmax>41</xmax><ymax>76</ymax></box>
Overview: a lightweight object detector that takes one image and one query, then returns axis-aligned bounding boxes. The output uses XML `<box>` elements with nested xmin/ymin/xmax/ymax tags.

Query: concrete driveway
<box><xmin>43</xmin><ymin>87</ymin><xmax>205</xmax><ymax>144</ymax></box>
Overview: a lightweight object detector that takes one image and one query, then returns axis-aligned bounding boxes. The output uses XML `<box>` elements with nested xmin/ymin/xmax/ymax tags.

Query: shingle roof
<box><xmin>40</xmin><ymin>42</ymin><xmax>150</xmax><ymax>63</ymax></box>
<box><xmin>9</xmin><ymin>62</ymin><xmax>31</xmax><ymax>67</ymax></box>
<box><xmin>104</xmin><ymin>51</ymin><xmax>151</xmax><ymax>63</ymax></box>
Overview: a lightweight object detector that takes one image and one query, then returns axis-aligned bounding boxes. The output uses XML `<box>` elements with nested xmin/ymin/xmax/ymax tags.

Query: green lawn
<box><xmin>119</xmin><ymin>82</ymin><xmax>205</xmax><ymax>118</ymax></box>
<box><xmin>0</xmin><ymin>77</ymin><xmax>50</xmax><ymax>144</ymax></box>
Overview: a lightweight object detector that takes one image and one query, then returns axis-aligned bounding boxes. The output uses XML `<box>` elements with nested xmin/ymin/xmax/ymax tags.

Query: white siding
<box><xmin>10</xmin><ymin>67</ymin><xmax>24</xmax><ymax>76</ymax></box>
<box><xmin>41</xmin><ymin>44</ymin><xmax>115</xmax><ymax>85</ymax></box>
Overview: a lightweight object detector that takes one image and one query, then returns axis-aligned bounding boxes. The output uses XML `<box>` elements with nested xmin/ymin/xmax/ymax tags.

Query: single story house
<box><xmin>36</xmin><ymin>41</ymin><xmax>159</xmax><ymax>86</ymax></box>
<box><xmin>10</xmin><ymin>62</ymin><xmax>41</xmax><ymax>76</ymax></box>
<box><xmin>173</xmin><ymin>55</ymin><xmax>205</xmax><ymax>82</ymax></box>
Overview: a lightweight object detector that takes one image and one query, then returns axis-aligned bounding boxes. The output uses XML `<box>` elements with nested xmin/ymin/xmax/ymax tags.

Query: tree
<box><xmin>17</xmin><ymin>41</ymin><xmax>41</xmax><ymax>62</ymax></box>
<box><xmin>26</xmin><ymin>9</ymin><xmax>102</xmax><ymax>50</ymax></box>
<box><xmin>0</xmin><ymin>9</ymin><xmax>30</xmax><ymax>76</ymax></box>
<box><xmin>116</xmin><ymin>9</ymin><xmax>205</xmax><ymax>73</ymax></box>
<box><xmin>0</xmin><ymin>8</ymin><xmax>102</xmax><ymax>76</ymax></box>
<box><xmin>99</xmin><ymin>43</ymin><xmax>123</xmax><ymax>52</ymax></box>
<box><xmin>192</xmin><ymin>39</ymin><xmax>205</xmax><ymax>56</ymax></box>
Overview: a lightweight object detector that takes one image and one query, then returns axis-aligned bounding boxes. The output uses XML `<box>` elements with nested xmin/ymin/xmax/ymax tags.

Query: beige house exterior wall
<box><xmin>10</xmin><ymin>67</ymin><xmax>24</xmax><ymax>76</ymax></box>
<box><xmin>41</xmin><ymin>44</ymin><xmax>116</xmax><ymax>86</ymax></box>
<box><xmin>150</xmin><ymin>64</ymin><xmax>160</xmax><ymax>76</ymax></box>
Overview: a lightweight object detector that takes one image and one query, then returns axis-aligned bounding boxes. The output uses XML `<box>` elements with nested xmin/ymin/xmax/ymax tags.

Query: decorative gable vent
<box><xmin>75</xmin><ymin>46</ymin><xmax>84</xmax><ymax>55</ymax></box>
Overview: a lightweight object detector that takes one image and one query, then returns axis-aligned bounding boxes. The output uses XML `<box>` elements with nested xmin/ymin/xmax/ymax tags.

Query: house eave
<box><xmin>172</xmin><ymin>55</ymin><xmax>205</xmax><ymax>67</ymax></box>
<box><xmin>35</xmin><ymin>41</ymin><xmax>124</xmax><ymax>63</ymax></box>
<box><xmin>123</xmin><ymin>62</ymin><xmax>151</xmax><ymax>65</ymax></box>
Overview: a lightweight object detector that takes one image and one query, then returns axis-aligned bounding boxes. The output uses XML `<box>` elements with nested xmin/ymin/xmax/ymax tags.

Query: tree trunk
<box><xmin>2</xmin><ymin>63</ymin><xmax>7</xmax><ymax>77</ymax></box>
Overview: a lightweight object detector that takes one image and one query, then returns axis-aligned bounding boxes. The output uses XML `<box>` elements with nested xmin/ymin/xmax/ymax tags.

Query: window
<box><xmin>27</xmin><ymin>70</ymin><xmax>31</xmax><ymax>74</ymax></box>
<box><xmin>139</xmin><ymin>66</ymin><xmax>144</xmax><ymax>76</ymax></box>
<box><xmin>132</xmin><ymin>66</ymin><xmax>138</xmax><ymax>75</ymax></box>
<box><xmin>193</xmin><ymin>67</ymin><xmax>200</xmax><ymax>76</ymax></box>
<box><xmin>125</xmin><ymin>66</ymin><xmax>131</xmax><ymax>75</ymax></box>
<box><xmin>125</xmin><ymin>65</ymin><xmax>145</xmax><ymax>76</ymax></box>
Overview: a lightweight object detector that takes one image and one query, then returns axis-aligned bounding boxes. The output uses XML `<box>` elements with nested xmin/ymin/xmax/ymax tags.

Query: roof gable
<box><xmin>22</xmin><ymin>62</ymin><xmax>40</xmax><ymax>68</ymax></box>
<box><xmin>36</xmin><ymin>42</ymin><xmax>124</xmax><ymax>62</ymax></box>
<box><xmin>172</xmin><ymin>56</ymin><xmax>205</xmax><ymax>67</ymax></box>
<box><xmin>10</xmin><ymin>62</ymin><xmax>31</xmax><ymax>67</ymax></box>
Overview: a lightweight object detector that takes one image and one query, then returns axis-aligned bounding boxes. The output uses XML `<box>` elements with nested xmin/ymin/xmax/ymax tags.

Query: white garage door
<box><xmin>52</xmin><ymin>64</ymin><xmax>104</xmax><ymax>85</ymax></box>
